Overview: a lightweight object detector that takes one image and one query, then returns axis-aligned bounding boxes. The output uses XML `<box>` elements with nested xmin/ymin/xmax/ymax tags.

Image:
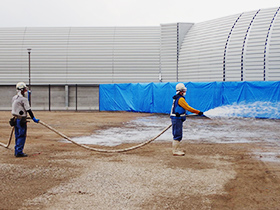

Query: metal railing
<box><xmin>0</xmin><ymin>84</ymin><xmax>100</xmax><ymax>111</ymax></box>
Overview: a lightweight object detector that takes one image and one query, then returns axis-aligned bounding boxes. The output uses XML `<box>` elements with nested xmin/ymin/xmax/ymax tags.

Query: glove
<box><xmin>32</xmin><ymin>117</ymin><xmax>40</xmax><ymax>123</ymax></box>
<box><xmin>198</xmin><ymin>111</ymin><xmax>203</xmax><ymax>116</ymax></box>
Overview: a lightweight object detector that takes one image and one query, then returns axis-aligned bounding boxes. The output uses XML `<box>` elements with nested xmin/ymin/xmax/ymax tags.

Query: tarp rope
<box><xmin>39</xmin><ymin>120</ymin><xmax>172</xmax><ymax>153</ymax></box>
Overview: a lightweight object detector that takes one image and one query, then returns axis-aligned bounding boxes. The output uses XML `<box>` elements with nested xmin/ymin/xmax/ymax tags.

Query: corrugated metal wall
<box><xmin>267</xmin><ymin>7</ymin><xmax>280</xmax><ymax>81</ymax></box>
<box><xmin>66</xmin><ymin>27</ymin><xmax>161</xmax><ymax>84</ymax></box>
<box><xmin>160</xmin><ymin>23</ymin><xmax>178</xmax><ymax>82</ymax></box>
<box><xmin>110</xmin><ymin>27</ymin><xmax>160</xmax><ymax>83</ymax></box>
<box><xmin>0</xmin><ymin>28</ymin><xmax>30</xmax><ymax>84</ymax></box>
<box><xmin>24</xmin><ymin>27</ymin><xmax>70</xmax><ymax>84</ymax></box>
<box><xmin>179</xmin><ymin>14</ymin><xmax>243</xmax><ymax>82</ymax></box>
<box><xmin>0</xmin><ymin>26</ymin><xmax>160</xmax><ymax>85</ymax></box>
<box><xmin>160</xmin><ymin>23</ymin><xmax>193</xmax><ymax>82</ymax></box>
<box><xmin>225</xmin><ymin>12</ymin><xmax>254</xmax><ymax>81</ymax></box>
<box><xmin>0</xmin><ymin>7</ymin><xmax>280</xmax><ymax>85</ymax></box>
<box><xmin>178</xmin><ymin>7</ymin><xmax>280</xmax><ymax>82</ymax></box>
<box><xmin>178</xmin><ymin>14</ymin><xmax>240</xmax><ymax>82</ymax></box>
<box><xmin>67</xmin><ymin>27</ymin><xmax>114</xmax><ymax>84</ymax></box>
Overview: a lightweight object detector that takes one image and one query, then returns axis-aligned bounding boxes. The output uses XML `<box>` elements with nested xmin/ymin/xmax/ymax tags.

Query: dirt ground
<box><xmin>0</xmin><ymin>111</ymin><xmax>280</xmax><ymax>210</ymax></box>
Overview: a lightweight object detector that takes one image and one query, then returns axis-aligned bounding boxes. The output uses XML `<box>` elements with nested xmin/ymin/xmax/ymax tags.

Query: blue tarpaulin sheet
<box><xmin>99</xmin><ymin>81</ymin><xmax>280</xmax><ymax>119</ymax></box>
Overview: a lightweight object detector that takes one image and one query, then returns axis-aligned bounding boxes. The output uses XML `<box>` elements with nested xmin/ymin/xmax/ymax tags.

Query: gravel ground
<box><xmin>0</xmin><ymin>111</ymin><xmax>280</xmax><ymax>209</ymax></box>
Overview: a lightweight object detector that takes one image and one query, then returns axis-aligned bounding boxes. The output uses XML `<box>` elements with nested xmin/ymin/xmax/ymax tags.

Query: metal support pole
<box><xmin>49</xmin><ymin>84</ymin><xmax>51</xmax><ymax>111</ymax></box>
<box><xmin>65</xmin><ymin>85</ymin><xmax>69</xmax><ymax>108</ymax></box>
<box><xmin>27</xmin><ymin>48</ymin><xmax>32</xmax><ymax>105</ymax></box>
<box><xmin>75</xmin><ymin>84</ymin><xmax>78</xmax><ymax>111</ymax></box>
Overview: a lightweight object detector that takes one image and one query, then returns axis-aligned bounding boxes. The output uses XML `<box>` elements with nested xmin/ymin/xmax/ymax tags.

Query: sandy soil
<box><xmin>0</xmin><ymin>111</ymin><xmax>280</xmax><ymax>210</ymax></box>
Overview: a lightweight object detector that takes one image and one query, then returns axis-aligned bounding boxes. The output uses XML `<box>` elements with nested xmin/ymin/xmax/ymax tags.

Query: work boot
<box><xmin>172</xmin><ymin>140</ymin><xmax>185</xmax><ymax>156</ymax></box>
<box><xmin>15</xmin><ymin>153</ymin><xmax>28</xmax><ymax>158</ymax></box>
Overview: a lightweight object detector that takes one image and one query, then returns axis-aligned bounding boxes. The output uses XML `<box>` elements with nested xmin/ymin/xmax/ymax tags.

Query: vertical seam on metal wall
<box><xmin>159</xmin><ymin>25</ymin><xmax>162</xmax><ymax>82</ymax></box>
<box><xmin>112</xmin><ymin>27</ymin><xmax>116</xmax><ymax>83</ymax></box>
<box><xmin>241</xmin><ymin>9</ymin><xmax>260</xmax><ymax>81</ymax></box>
<box><xmin>20</xmin><ymin>27</ymin><xmax>28</xmax><ymax>74</ymax></box>
<box><xmin>176</xmin><ymin>23</ymin><xmax>179</xmax><ymax>82</ymax></box>
<box><xmin>223</xmin><ymin>13</ymin><xmax>243</xmax><ymax>81</ymax></box>
<box><xmin>66</xmin><ymin>27</ymin><xmax>72</xmax><ymax>84</ymax></box>
<box><xmin>264</xmin><ymin>7</ymin><xmax>280</xmax><ymax>81</ymax></box>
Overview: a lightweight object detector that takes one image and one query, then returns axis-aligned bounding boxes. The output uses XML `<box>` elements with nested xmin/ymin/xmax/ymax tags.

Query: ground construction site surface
<box><xmin>0</xmin><ymin>111</ymin><xmax>280</xmax><ymax>209</ymax></box>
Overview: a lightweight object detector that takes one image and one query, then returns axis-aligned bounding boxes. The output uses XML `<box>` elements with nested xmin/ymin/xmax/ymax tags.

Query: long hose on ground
<box><xmin>39</xmin><ymin>120</ymin><xmax>172</xmax><ymax>153</ymax></box>
<box><xmin>0</xmin><ymin>126</ymin><xmax>14</xmax><ymax>148</ymax></box>
<box><xmin>0</xmin><ymin>121</ymin><xmax>171</xmax><ymax>153</ymax></box>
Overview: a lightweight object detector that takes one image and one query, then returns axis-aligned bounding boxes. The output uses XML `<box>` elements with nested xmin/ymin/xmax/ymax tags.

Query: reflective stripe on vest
<box><xmin>170</xmin><ymin>95</ymin><xmax>186</xmax><ymax>117</ymax></box>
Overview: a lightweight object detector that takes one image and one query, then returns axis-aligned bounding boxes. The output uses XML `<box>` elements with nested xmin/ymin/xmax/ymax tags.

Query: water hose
<box><xmin>0</xmin><ymin>126</ymin><xmax>14</xmax><ymax>148</ymax></box>
<box><xmin>1</xmin><ymin>115</ymin><xmax>208</xmax><ymax>151</ymax></box>
<box><xmin>39</xmin><ymin>120</ymin><xmax>172</xmax><ymax>153</ymax></box>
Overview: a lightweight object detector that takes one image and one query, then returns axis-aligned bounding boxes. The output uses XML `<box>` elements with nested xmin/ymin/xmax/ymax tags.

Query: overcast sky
<box><xmin>0</xmin><ymin>0</ymin><xmax>279</xmax><ymax>27</ymax></box>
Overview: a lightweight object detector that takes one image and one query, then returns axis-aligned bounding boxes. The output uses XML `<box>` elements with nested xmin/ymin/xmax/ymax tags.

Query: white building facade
<box><xmin>0</xmin><ymin>7</ymin><xmax>279</xmax><ymax>86</ymax></box>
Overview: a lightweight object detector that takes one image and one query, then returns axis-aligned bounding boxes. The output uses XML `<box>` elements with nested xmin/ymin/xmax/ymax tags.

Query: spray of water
<box><xmin>204</xmin><ymin>101</ymin><xmax>280</xmax><ymax>119</ymax></box>
<box><xmin>69</xmin><ymin>103</ymin><xmax>280</xmax><ymax>162</ymax></box>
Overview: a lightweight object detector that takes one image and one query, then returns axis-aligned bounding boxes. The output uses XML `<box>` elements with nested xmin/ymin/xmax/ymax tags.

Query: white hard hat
<box><xmin>176</xmin><ymin>83</ymin><xmax>187</xmax><ymax>92</ymax></box>
<box><xmin>16</xmin><ymin>82</ymin><xmax>27</xmax><ymax>90</ymax></box>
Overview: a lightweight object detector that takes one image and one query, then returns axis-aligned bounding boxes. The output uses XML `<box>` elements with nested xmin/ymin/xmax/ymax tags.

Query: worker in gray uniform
<box><xmin>11</xmin><ymin>82</ymin><xmax>40</xmax><ymax>157</ymax></box>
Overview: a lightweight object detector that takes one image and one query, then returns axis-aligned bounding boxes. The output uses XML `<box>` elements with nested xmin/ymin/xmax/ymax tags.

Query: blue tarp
<box><xmin>99</xmin><ymin>81</ymin><xmax>280</xmax><ymax>119</ymax></box>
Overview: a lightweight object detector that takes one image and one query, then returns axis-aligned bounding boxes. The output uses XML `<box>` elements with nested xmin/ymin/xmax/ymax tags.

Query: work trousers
<box><xmin>14</xmin><ymin>118</ymin><xmax>27</xmax><ymax>156</ymax></box>
<box><xmin>171</xmin><ymin>118</ymin><xmax>185</xmax><ymax>141</ymax></box>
